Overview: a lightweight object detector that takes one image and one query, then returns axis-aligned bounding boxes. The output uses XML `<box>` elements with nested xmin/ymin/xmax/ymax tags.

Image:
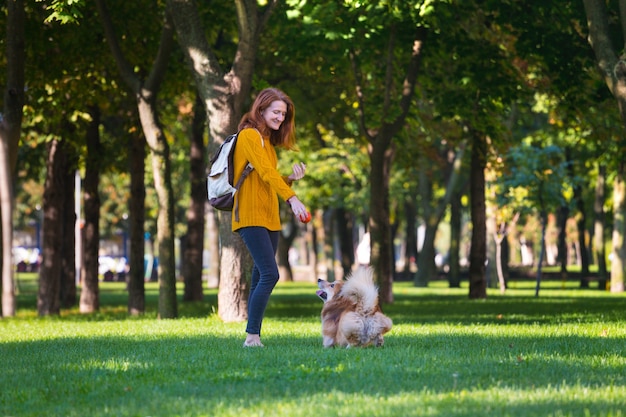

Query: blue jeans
<box><xmin>238</xmin><ymin>227</ymin><xmax>280</xmax><ymax>335</ymax></box>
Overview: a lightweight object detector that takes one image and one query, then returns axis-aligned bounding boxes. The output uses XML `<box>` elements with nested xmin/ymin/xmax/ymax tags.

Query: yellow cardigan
<box><xmin>231</xmin><ymin>128</ymin><xmax>296</xmax><ymax>232</ymax></box>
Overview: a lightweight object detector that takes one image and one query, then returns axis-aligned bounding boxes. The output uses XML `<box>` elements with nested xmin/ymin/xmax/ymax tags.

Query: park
<box><xmin>2</xmin><ymin>0</ymin><xmax>626</xmax><ymax>415</ymax></box>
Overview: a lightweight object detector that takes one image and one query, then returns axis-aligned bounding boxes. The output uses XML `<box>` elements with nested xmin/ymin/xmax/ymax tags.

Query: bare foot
<box><xmin>243</xmin><ymin>334</ymin><xmax>264</xmax><ymax>347</ymax></box>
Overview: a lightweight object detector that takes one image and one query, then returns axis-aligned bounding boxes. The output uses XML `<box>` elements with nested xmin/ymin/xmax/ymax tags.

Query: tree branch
<box><xmin>95</xmin><ymin>0</ymin><xmax>141</xmax><ymax>92</ymax></box>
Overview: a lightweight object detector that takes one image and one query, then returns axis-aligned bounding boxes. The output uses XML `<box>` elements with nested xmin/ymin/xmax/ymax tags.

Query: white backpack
<box><xmin>207</xmin><ymin>132</ymin><xmax>253</xmax><ymax>219</ymax></box>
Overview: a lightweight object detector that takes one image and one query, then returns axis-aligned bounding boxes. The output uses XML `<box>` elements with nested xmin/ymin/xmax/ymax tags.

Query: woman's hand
<box><xmin>288</xmin><ymin>162</ymin><xmax>306</xmax><ymax>182</ymax></box>
<box><xmin>287</xmin><ymin>196</ymin><xmax>307</xmax><ymax>218</ymax></box>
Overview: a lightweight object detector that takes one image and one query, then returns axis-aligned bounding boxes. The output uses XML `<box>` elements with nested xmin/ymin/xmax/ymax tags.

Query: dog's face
<box><xmin>316</xmin><ymin>279</ymin><xmax>343</xmax><ymax>303</ymax></box>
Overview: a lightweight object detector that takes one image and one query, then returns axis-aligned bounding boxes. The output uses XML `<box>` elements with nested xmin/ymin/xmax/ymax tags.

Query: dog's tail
<box><xmin>339</xmin><ymin>268</ymin><xmax>380</xmax><ymax>315</ymax></box>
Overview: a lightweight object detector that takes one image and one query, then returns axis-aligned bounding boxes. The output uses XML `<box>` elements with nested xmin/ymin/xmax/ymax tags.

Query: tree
<box><xmin>167</xmin><ymin>0</ymin><xmax>279</xmax><ymax>321</ymax></box>
<box><xmin>282</xmin><ymin>1</ymin><xmax>427</xmax><ymax>302</ymax></box>
<box><xmin>499</xmin><ymin>142</ymin><xmax>569</xmax><ymax>296</ymax></box>
<box><xmin>582</xmin><ymin>0</ymin><xmax>626</xmax><ymax>292</ymax></box>
<box><xmin>96</xmin><ymin>0</ymin><xmax>178</xmax><ymax>317</ymax></box>
<box><xmin>0</xmin><ymin>0</ymin><xmax>25</xmax><ymax>317</ymax></box>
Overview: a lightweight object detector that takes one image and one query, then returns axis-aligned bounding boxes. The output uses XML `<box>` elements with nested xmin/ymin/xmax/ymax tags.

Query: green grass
<box><xmin>1</xmin><ymin>275</ymin><xmax>625</xmax><ymax>417</ymax></box>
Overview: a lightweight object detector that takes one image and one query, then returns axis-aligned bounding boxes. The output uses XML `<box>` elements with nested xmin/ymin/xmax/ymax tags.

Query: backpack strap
<box><xmin>233</xmin><ymin>163</ymin><xmax>254</xmax><ymax>222</ymax></box>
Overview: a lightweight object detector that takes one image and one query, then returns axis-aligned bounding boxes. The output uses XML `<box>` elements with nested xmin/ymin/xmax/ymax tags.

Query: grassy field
<box><xmin>1</xmin><ymin>274</ymin><xmax>625</xmax><ymax>417</ymax></box>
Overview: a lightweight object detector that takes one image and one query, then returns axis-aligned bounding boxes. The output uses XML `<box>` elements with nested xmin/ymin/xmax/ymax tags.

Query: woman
<box><xmin>232</xmin><ymin>88</ymin><xmax>308</xmax><ymax>347</ymax></box>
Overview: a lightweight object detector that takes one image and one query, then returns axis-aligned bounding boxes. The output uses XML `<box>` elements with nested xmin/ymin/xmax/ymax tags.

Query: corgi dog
<box><xmin>316</xmin><ymin>268</ymin><xmax>392</xmax><ymax>348</ymax></box>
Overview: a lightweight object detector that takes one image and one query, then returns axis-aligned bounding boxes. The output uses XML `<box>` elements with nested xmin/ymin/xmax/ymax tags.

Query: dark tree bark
<box><xmin>128</xmin><ymin>132</ymin><xmax>146</xmax><ymax>315</ymax></box>
<box><xmin>368</xmin><ymin>140</ymin><xmax>395</xmax><ymax>301</ymax></box>
<box><xmin>38</xmin><ymin>139</ymin><xmax>68</xmax><ymax>315</ymax></box>
<box><xmin>183</xmin><ymin>93</ymin><xmax>207</xmax><ymax>302</ymax></box>
<box><xmin>0</xmin><ymin>0</ymin><xmax>25</xmax><ymax>317</ymax></box>
<box><xmin>60</xmin><ymin>141</ymin><xmax>77</xmax><ymax>309</ymax></box>
<box><xmin>415</xmin><ymin>162</ymin><xmax>437</xmax><ymax>287</ymax></box>
<box><xmin>468</xmin><ymin>131</ymin><xmax>487</xmax><ymax>299</ymax></box>
<box><xmin>80</xmin><ymin>106</ymin><xmax>102</xmax><ymax>313</ymax></box>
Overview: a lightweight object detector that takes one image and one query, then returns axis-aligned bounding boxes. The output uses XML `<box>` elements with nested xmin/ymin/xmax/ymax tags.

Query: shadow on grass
<box><xmin>2</xmin><ymin>329</ymin><xmax>625</xmax><ymax>417</ymax></box>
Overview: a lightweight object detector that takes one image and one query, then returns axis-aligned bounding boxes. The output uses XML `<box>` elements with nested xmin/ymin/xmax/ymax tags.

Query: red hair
<box><xmin>238</xmin><ymin>88</ymin><xmax>297</xmax><ymax>149</ymax></box>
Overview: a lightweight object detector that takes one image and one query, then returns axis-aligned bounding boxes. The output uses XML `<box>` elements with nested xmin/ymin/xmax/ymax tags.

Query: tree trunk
<box><xmin>583</xmin><ymin>0</ymin><xmax>626</xmax><ymax>293</ymax></box>
<box><xmin>594</xmin><ymin>164</ymin><xmax>608</xmax><ymax>289</ymax></box>
<box><xmin>403</xmin><ymin>199</ymin><xmax>418</xmax><ymax>276</ymax></box>
<box><xmin>535</xmin><ymin>212</ymin><xmax>548</xmax><ymax>297</ymax></box>
<box><xmin>322</xmin><ymin>209</ymin><xmax>336</xmax><ymax>281</ymax></box>
<box><xmin>0</xmin><ymin>0</ymin><xmax>25</xmax><ymax>317</ymax></box>
<box><xmin>575</xmin><ymin>184</ymin><xmax>590</xmax><ymax>287</ymax></box>
<box><xmin>139</xmin><ymin>98</ymin><xmax>178</xmax><ymax>319</ymax></box>
<box><xmin>337</xmin><ymin>207</ymin><xmax>354</xmax><ymax>278</ymax></box>
<box><xmin>468</xmin><ymin>131</ymin><xmax>487</xmax><ymax>299</ymax></box>
<box><xmin>0</xmin><ymin>136</ymin><xmax>14</xmax><ymax>317</ymax></box>
<box><xmin>60</xmin><ymin>153</ymin><xmax>77</xmax><ymax>308</ymax></box>
<box><xmin>167</xmin><ymin>0</ymin><xmax>279</xmax><ymax>320</ymax></box>
<box><xmin>557</xmin><ymin>204</ymin><xmax>569</xmax><ymax>282</ymax></box>
<box><xmin>448</xmin><ymin>187</ymin><xmax>464</xmax><ymax>288</ymax></box>
<box><xmin>415</xmin><ymin>141</ymin><xmax>466</xmax><ymax>287</ymax></box>
<box><xmin>415</xmin><ymin>162</ymin><xmax>435</xmax><ymax>287</ymax></box>
<box><xmin>611</xmin><ymin>164</ymin><xmax>626</xmax><ymax>292</ymax></box>
<box><xmin>38</xmin><ymin>139</ymin><xmax>67</xmax><ymax>316</ymax></box>
<box><xmin>277</xmin><ymin>215</ymin><xmax>298</xmax><ymax>282</ymax></box>
<box><xmin>415</xmin><ymin>222</ymin><xmax>438</xmax><ymax>287</ymax></box>
<box><xmin>486</xmin><ymin>200</ymin><xmax>498</xmax><ymax>289</ymax></box>
<box><xmin>183</xmin><ymin>94</ymin><xmax>207</xmax><ymax>302</ymax></box>
<box><xmin>80</xmin><ymin>106</ymin><xmax>102</xmax><ymax>313</ymax></box>
<box><xmin>369</xmin><ymin>141</ymin><xmax>394</xmax><ymax>303</ymax></box>
<box><xmin>217</xmin><ymin>214</ymin><xmax>251</xmax><ymax>322</ymax></box>
<box><xmin>128</xmin><ymin>133</ymin><xmax>146</xmax><ymax>315</ymax></box>
<box><xmin>205</xmin><ymin>207</ymin><xmax>219</xmax><ymax>289</ymax></box>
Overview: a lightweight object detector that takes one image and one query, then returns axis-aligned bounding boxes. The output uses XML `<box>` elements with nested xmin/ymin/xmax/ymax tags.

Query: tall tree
<box><xmin>0</xmin><ymin>0</ymin><xmax>25</xmax><ymax>317</ymax></box>
<box><xmin>96</xmin><ymin>0</ymin><xmax>179</xmax><ymax>317</ymax></box>
<box><xmin>167</xmin><ymin>0</ymin><xmax>278</xmax><ymax>321</ymax></box>
<box><xmin>582</xmin><ymin>0</ymin><xmax>626</xmax><ymax>292</ymax></box>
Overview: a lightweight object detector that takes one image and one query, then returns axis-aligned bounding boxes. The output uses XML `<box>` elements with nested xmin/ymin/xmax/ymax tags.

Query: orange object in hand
<box><xmin>299</xmin><ymin>211</ymin><xmax>312</xmax><ymax>223</ymax></box>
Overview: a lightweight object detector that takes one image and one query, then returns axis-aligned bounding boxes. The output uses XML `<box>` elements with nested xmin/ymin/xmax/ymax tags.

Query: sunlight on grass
<box><xmin>2</xmin><ymin>276</ymin><xmax>625</xmax><ymax>416</ymax></box>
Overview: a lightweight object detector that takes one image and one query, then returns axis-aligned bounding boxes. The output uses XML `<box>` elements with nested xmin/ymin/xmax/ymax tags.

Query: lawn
<box><xmin>1</xmin><ymin>274</ymin><xmax>625</xmax><ymax>417</ymax></box>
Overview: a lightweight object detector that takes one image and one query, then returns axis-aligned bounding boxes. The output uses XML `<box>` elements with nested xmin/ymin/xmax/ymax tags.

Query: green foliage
<box><xmin>38</xmin><ymin>0</ymin><xmax>85</xmax><ymax>24</ymax></box>
<box><xmin>279</xmin><ymin>127</ymin><xmax>370</xmax><ymax>213</ymax></box>
<box><xmin>2</xmin><ymin>277</ymin><xmax>626</xmax><ymax>416</ymax></box>
<box><xmin>498</xmin><ymin>140</ymin><xmax>570</xmax><ymax>217</ymax></box>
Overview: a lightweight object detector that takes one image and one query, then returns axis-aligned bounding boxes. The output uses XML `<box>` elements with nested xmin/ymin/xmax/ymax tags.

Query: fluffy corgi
<box><xmin>316</xmin><ymin>268</ymin><xmax>392</xmax><ymax>348</ymax></box>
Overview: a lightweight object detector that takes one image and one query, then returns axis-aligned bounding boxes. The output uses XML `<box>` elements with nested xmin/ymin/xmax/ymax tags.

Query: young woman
<box><xmin>232</xmin><ymin>88</ymin><xmax>307</xmax><ymax>347</ymax></box>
